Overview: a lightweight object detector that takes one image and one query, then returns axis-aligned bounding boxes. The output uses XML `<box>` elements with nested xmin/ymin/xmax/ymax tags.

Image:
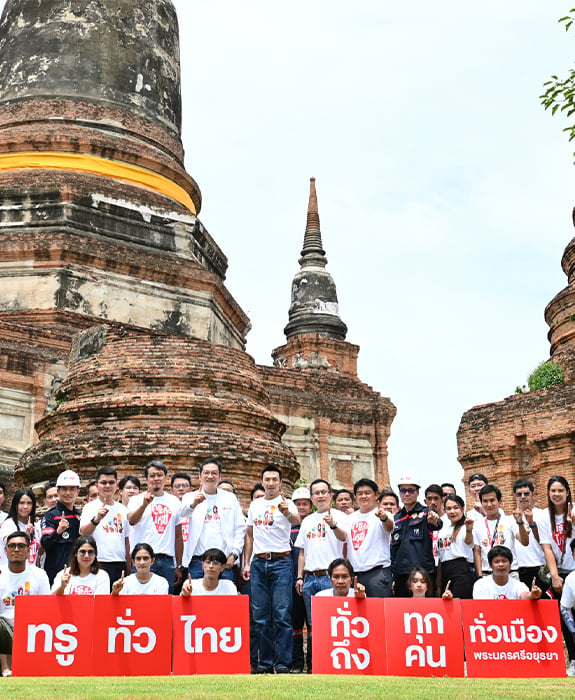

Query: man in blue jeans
<box><xmin>243</xmin><ymin>466</ymin><xmax>300</xmax><ymax>674</ymax></box>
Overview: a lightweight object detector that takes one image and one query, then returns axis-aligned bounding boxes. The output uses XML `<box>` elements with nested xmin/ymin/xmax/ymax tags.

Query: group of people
<box><xmin>0</xmin><ymin>463</ymin><xmax>574</xmax><ymax>677</ymax></box>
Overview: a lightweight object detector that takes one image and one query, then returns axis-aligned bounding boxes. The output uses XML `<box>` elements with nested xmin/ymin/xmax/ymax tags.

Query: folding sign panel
<box><xmin>172</xmin><ymin>595</ymin><xmax>250</xmax><ymax>675</ymax></box>
<box><xmin>91</xmin><ymin>595</ymin><xmax>172</xmax><ymax>676</ymax></box>
<box><xmin>12</xmin><ymin>596</ymin><xmax>95</xmax><ymax>677</ymax></box>
<box><xmin>461</xmin><ymin>600</ymin><xmax>564</xmax><ymax>678</ymax></box>
<box><xmin>311</xmin><ymin>596</ymin><xmax>387</xmax><ymax>675</ymax></box>
<box><xmin>384</xmin><ymin>598</ymin><xmax>464</xmax><ymax>677</ymax></box>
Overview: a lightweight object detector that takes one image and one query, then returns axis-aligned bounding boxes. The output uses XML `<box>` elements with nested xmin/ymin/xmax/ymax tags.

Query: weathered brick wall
<box><xmin>16</xmin><ymin>326</ymin><xmax>299</xmax><ymax>508</ymax></box>
<box><xmin>457</xmin><ymin>384</ymin><xmax>575</xmax><ymax>511</ymax></box>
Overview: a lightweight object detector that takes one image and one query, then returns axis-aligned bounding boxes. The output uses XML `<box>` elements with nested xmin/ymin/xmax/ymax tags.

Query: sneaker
<box><xmin>2</xmin><ymin>670</ymin><xmax>11</xmax><ymax>677</ymax></box>
<box><xmin>275</xmin><ymin>665</ymin><xmax>290</xmax><ymax>674</ymax></box>
<box><xmin>289</xmin><ymin>666</ymin><xmax>303</xmax><ymax>674</ymax></box>
<box><xmin>567</xmin><ymin>660</ymin><xmax>575</xmax><ymax>677</ymax></box>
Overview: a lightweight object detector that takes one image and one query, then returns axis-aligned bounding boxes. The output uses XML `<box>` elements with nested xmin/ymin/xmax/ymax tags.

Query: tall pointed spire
<box><xmin>283</xmin><ymin>178</ymin><xmax>347</xmax><ymax>340</ymax></box>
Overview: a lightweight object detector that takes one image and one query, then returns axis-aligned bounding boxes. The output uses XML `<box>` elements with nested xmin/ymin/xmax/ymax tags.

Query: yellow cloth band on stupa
<box><xmin>0</xmin><ymin>151</ymin><xmax>196</xmax><ymax>213</ymax></box>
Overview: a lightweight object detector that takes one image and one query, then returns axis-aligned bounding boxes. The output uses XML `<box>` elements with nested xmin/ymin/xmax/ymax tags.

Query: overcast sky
<box><xmin>170</xmin><ymin>1</ymin><xmax>575</xmax><ymax>492</ymax></box>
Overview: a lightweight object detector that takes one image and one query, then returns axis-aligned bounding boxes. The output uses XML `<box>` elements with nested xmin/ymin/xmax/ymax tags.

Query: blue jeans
<box><xmin>188</xmin><ymin>557</ymin><xmax>236</xmax><ymax>582</ymax></box>
<box><xmin>303</xmin><ymin>574</ymin><xmax>331</xmax><ymax>625</ymax></box>
<box><xmin>150</xmin><ymin>554</ymin><xmax>175</xmax><ymax>594</ymax></box>
<box><xmin>250</xmin><ymin>556</ymin><xmax>293</xmax><ymax>670</ymax></box>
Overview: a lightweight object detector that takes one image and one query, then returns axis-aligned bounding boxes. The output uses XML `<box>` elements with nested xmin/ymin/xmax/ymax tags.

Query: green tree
<box><xmin>540</xmin><ymin>8</ymin><xmax>575</xmax><ymax>157</ymax></box>
<box><xmin>527</xmin><ymin>361</ymin><xmax>564</xmax><ymax>391</ymax></box>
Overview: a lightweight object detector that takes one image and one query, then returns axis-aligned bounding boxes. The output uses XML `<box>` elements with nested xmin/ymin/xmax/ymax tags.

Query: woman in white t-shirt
<box><xmin>181</xmin><ymin>548</ymin><xmax>238</xmax><ymax>596</ymax></box>
<box><xmin>112</xmin><ymin>542</ymin><xmax>169</xmax><ymax>595</ymax></box>
<box><xmin>0</xmin><ymin>487</ymin><xmax>41</xmax><ymax>570</ymax></box>
<box><xmin>51</xmin><ymin>535</ymin><xmax>109</xmax><ymax>595</ymax></box>
<box><xmin>436</xmin><ymin>495</ymin><xmax>476</xmax><ymax>598</ymax></box>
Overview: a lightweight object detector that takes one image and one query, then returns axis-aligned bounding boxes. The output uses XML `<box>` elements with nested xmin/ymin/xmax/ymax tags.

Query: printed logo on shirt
<box><xmin>102</xmin><ymin>513</ymin><xmax>125</xmax><ymax>535</ymax></box>
<box><xmin>351</xmin><ymin>521</ymin><xmax>368</xmax><ymax>550</ymax></box>
<box><xmin>253</xmin><ymin>506</ymin><xmax>277</xmax><ymax>527</ymax></box>
<box><xmin>151</xmin><ymin>504</ymin><xmax>172</xmax><ymax>534</ymax></box>
<box><xmin>71</xmin><ymin>584</ymin><xmax>95</xmax><ymax>595</ymax></box>
<box><xmin>2</xmin><ymin>581</ymin><xmax>31</xmax><ymax>607</ymax></box>
<box><xmin>205</xmin><ymin>505</ymin><xmax>220</xmax><ymax>523</ymax></box>
<box><xmin>481</xmin><ymin>523</ymin><xmax>506</xmax><ymax>548</ymax></box>
<box><xmin>182</xmin><ymin>520</ymin><xmax>189</xmax><ymax>543</ymax></box>
<box><xmin>553</xmin><ymin>521</ymin><xmax>565</xmax><ymax>549</ymax></box>
<box><xmin>306</xmin><ymin>521</ymin><xmax>327</xmax><ymax>540</ymax></box>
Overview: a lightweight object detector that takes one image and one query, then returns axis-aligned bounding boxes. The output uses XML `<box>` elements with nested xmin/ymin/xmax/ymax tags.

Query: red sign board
<box><xmin>91</xmin><ymin>595</ymin><xmax>172</xmax><ymax>676</ymax></box>
<box><xmin>384</xmin><ymin>598</ymin><xmax>464</xmax><ymax>677</ymax></box>
<box><xmin>172</xmin><ymin>595</ymin><xmax>250</xmax><ymax>675</ymax></box>
<box><xmin>12</xmin><ymin>596</ymin><xmax>95</xmax><ymax>677</ymax></box>
<box><xmin>461</xmin><ymin>600</ymin><xmax>564</xmax><ymax>678</ymax></box>
<box><xmin>311</xmin><ymin>596</ymin><xmax>387</xmax><ymax>675</ymax></box>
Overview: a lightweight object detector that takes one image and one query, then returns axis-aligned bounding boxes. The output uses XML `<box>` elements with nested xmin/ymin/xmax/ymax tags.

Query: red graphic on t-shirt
<box><xmin>553</xmin><ymin>521</ymin><xmax>564</xmax><ymax>549</ymax></box>
<box><xmin>151</xmin><ymin>503</ymin><xmax>172</xmax><ymax>534</ymax></box>
<box><xmin>72</xmin><ymin>585</ymin><xmax>95</xmax><ymax>595</ymax></box>
<box><xmin>351</xmin><ymin>521</ymin><xmax>368</xmax><ymax>550</ymax></box>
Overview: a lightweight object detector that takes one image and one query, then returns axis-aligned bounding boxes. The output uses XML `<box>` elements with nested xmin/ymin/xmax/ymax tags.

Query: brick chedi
<box><xmin>18</xmin><ymin>325</ymin><xmax>298</xmax><ymax>504</ymax></box>
<box><xmin>261</xmin><ymin>178</ymin><xmax>396</xmax><ymax>489</ymax></box>
<box><xmin>457</xmin><ymin>210</ymin><xmax>575</xmax><ymax>510</ymax></box>
<box><xmin>0</xmin><ymin>0</ymin><xmax>292</xmax><ymax>494</ymax></box>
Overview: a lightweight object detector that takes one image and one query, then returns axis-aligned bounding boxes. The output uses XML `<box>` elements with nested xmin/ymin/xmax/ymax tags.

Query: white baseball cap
<box><xmin>291</xmin><ymin>487</ymin><xmax>311</xmax><ymax>501</ymax></box>
<box><xmin>397</xmin><ymin>473</ymin><xmax>421</xmax><ymax>489</ymax></box>
<box><xmin>56</xmin><ymin>469</ymin><xmax>81</xmax><ymax>487</ymax></box>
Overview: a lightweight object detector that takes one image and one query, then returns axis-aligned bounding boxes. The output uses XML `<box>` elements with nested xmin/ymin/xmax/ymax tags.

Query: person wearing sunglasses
<box><xmin>0</xmin><ymin>532</ymin><xmax>50</xmax><ymax>676</ymax></box>
<box><xmin>390</xmin><ymin>473</ymin><xmax>443</xmax><ymax>597</ymax></box>
<box><xmin>51</xmin><ymin>535</ymin><xmax>109</xmax><ymax>595</ymax></box>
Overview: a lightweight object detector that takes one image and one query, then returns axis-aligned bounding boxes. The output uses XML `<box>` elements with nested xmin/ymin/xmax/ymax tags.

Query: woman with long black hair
<box><xmin>436</xmin><ymin>494</ymin><xmax>476</xmax><ymax>598</ymax></box>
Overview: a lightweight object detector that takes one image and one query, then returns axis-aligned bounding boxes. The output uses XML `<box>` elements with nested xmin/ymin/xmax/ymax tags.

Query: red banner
<box><xmin>311</xmin><ymin>597</ymin><xmax>387</xmax><ymax>674</ymax></box>
<box><xmin>12</xmin><ymin>596</ymin><xmax>95</xmax><ymax>677</ymax></box>
<box><xmin>461</xmin><ymin>600</ymin><xmax>564</xmax><ymax>678</ymax></box>
<box><xmin>91</xmin><ymin>595</ymin><xmax>173</xmax><ymax>676</ymax></box>
<box><xmin>172</xmin><ymin>595</ymin><xmax>250</xmax><ymax>675</ymax></box>
<box><xmin>384</xmin><ymin>598</ymin><xmax>464</xmax><ymax>677</ymax></box>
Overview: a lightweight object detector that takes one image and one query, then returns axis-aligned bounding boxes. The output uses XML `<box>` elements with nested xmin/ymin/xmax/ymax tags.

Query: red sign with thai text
<box><xmin>91</xmin><ymin>595</ymin><xmax>172</xmax><ymax>676</ymax></box>
<box><xmin>384</xmin><ymin>598</ymin><xmax>464</xmax><ymax>677</ymax></box>
<box><xmin>311</xmin><ymin>596</ymin><xmax>387</xmax><ymax>674</ymax></box>
<box><xmin>12</xmin><ymin>596</ymin><xmax>95</xmax><ymax>677</ymax></box>
<box><xmin>172</xmin><ymin>595</ymin><xmax>250</xmax><ymax>675</ymax></box>
<box><xmin>461</xmin><ymin>600</ymin><xmax>564</xmax><ymax>678</ymax></box>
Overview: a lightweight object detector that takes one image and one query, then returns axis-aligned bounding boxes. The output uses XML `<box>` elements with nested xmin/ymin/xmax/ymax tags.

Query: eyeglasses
<box><xmin>312</xmin><ymin>490</ymin><xmax>330</xmax><ymax>497</ymax></box>
<box><xmin>78</xmin><ymin>549</ymin><xmax>96</xmax><ymax>556</ymax></box>
<box><xmin>399</xmin><ymin>488</ymin><xmax>417</xmax><ymax>495</ymax></box>
<box><xmin>7</xmin><ymin>543</ymin><xmax>29</xmax><ymax>550</ymax></box>
<box><xmin>515</xmin><ymin>491</ymin><xmax>531</xmax><ymax>497</ymax></box>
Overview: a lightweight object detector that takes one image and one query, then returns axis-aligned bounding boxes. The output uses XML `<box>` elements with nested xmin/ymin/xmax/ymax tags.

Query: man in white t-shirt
<box><xmin>347</xmin><ymin>478</ymin><xmax>393</xmax><ymax>597</ymax></box>
<box><xmin>180</xmin><ymin>459</ymin><xmax>246</xmax><ymax>581</ymax></box>
<box><xmin>315</xmin><ymin>558</ymin><xmax>366</xmax><ymax>598</ymax></box>
<box><xmin>80</xmin><ymin>466</ymin><xmax>130</xmax><ymax>590</ymax></box>
<box><xmin>473</xmin><ymin>545</ymin><xmax>542</xmax><ymax>600</ymax></box>
<box><xmin>512</xmin><ymin>478</ymin><xmax>545</xmax><ymax>588</ymax></box>
<box><xmin>128</xmin><ymin>459</ymin><xmax>183</xmax><ymax>593</ymax></box>
<box><xmin>243</xmin><ymin>466</ymin><xmax>300</xmax><ymax>674</ymax></box>
<box><xmin>0</xmin><ymin>531</ymin><xmax>50</xmax><ymax>676</ymax></box>
<box><xmin>473</xmin><ymin>484</ymin><xmax>529</xmax><ymax>577</ymax></box>
<box><xmin>295</xmin><ymin>479</ymin><xmax>347</xmax><ymax>621</ymax></box>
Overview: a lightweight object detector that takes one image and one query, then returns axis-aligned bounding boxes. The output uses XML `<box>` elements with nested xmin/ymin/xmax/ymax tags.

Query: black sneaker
<box><xmin>275</xmin><ymin>666</ymin><xmax>290</xmax><ymax>674</ymax></box>
<box><xmin>290</xmin><ymin>666</ymin><xmax>304</xmax><ymax>674</ymax></box>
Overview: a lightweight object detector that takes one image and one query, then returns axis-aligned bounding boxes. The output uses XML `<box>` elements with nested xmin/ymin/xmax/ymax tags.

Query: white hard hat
<box><xmin>56</xmin><ymin>469</ymin><xmax>81</xmax><ymax>487</ymax></box>
<box><xmin>397</xmin><ymin>472</ymin><xmax>421</xmax><ymax>489</ymax></box>
<box><xmin>291</xmin><ymin>486</ymin><xmax>311</xmax><ymax>501</ymax></box>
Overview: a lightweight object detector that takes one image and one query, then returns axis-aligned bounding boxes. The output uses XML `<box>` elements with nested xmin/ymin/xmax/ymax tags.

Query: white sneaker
<box><xmin>567</xmin><ymin>660</ymin><xmax>575</xmax><ymax>677</ymax></box>
<box><xmin>1</xmin><ymin>669</ymin><xmax>11</xmax><ymax>677</ymax></box>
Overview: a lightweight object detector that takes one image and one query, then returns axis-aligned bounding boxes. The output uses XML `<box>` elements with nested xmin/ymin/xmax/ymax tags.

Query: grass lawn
<box><xmin>2</xmin><ymin>675</ymin><xmax>574</xmax><ymax>699</ymax></box>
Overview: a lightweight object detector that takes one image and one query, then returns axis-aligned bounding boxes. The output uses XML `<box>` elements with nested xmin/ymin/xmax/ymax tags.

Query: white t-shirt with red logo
<box><xmin>345</xmin><ymin>508</ymin><xmax>391</xmax><ymax>572</ymax></box>
<box><xmin>247</xmin><ymin>495</ymin><xmax>296</xmax><ymax>554</ymax></box>
<box><xmin>538</xmin><ymin>510</ymin><xmax>575</xmax><ymax>574</ymax></box>
<box><xmin>0</xmin><ymin>519</ymin><xmax>42</xmax><ymax>570</ymax></box>
<box><xmin>50</xmin><ymin>569</ymin><xmax>110</xmax><ymax>595</ymax></box>
<box><xmin>127</xmin><ymin>493</ymin><xmax>182</xmax><ymax>557</ymax></box>
<box><xmin>473</xmin><ymin>575</ymin><xmax>528</xmax><ymax>599</ymax></box>
<box><xmin>192</xmin><ymin>493</ymin><xmax>225</xmax><ymax>556</ymax></box>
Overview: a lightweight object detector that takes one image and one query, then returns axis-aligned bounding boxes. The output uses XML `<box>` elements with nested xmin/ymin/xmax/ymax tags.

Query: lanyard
<box><xmin>485</xmin><ymin>514</ymin><xmax>501</xmax><ymax>548</ymax></box>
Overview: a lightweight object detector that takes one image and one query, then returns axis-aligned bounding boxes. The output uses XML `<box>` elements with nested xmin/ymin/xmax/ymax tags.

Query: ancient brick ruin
<box><xmin>0</xmin><ymin>0</ymin><xmax>394</xmax><ymax>503</ymax></box>
<box><xmin>457</xmin><ymin>213</ymin><xmax>575</xmax><ymax>509</ymax></box>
